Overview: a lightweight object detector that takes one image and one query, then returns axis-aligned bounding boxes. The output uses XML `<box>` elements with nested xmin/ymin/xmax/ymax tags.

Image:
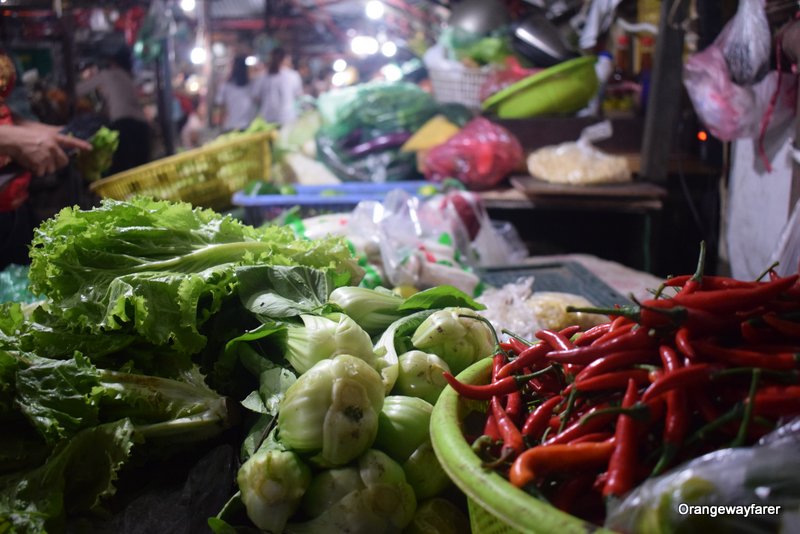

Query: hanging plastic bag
<box><xmin>722</xmin><ymin>0</ymin><xmax>771</xmax><ymax>85</ymax></box>
<box><xmin>683</xmin><ymin>0</ymin><xmax>796</xmax><ymax>168</ymax></box>
<box><xmin>526</xmin><ymin>120</ymin><xmax>631</xmax><ymax>185</ymax></box>
<box><xmin>422</xmin><ymin>117</ymin><xmax>523</xmax><ymax>190</ymax></box>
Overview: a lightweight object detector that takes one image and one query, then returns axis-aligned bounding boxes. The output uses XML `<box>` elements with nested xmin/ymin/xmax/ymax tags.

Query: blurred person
<box><xmin>180</xmin><ymin>98</ymin><xmax>209</xmax><ymax>149</ymax></box>
<box><xmin>77</xmin><ymin>46</ymin><xmax>151</xmax><ymax>174</ymax></box>
<box><xmin>0</xmin><ymin>50</ymin><xmax>91</xmax><ymax>267</ymax></box>
<box><xmin>215</xmin><ymin>55</ymin><xmax>256</xmax><ymax>132</ymax></box>
<box><xmin>252</xmin><ymin>48</ymin><xmax>303</xmax><ymax>126</ymax></box>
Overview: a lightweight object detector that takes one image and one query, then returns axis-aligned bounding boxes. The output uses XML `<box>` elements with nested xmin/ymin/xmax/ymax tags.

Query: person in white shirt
<box><xmin>215</xmin><ymin>55</ymin><xmax>256</xmax><ymax>132</ymax></box>
<box><xmin>76</xmin><ymin>47</ymin><xmax>150</xmax><ymax>174</ymax></box>
<box><xmin>252</xmin><ymin>48</ymin><xmax>303</xmax><ymax>126</ymax></box>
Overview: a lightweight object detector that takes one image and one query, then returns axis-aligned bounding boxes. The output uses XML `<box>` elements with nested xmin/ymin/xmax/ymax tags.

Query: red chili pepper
<box><xmin>762</xmin><ymin>313</ymin><xmax>800</xmax><ymax>338</ymax></box>
<box><xmin>642</xmin><ymin>364</ymin><xmax>717</xmax><ymax>402</ymax></box>
<box><xmin>506</xmin><ymin>337</ymin><xmax>530</xmax><ymax>354</ymax></box>
<box><xmin>574</xmin><ymin>323</ymin><xmax>613</xmax><ymax>346</ymax></box>
<box><xmin>569</xmin><ymin>432</ymin><xmax>614</xmax><ymax>445</ymax></box>
<box><xmin>499</xmin><ymin>341</ymin><xmax>517</xmax><ymax>354</ymax></box>
<box><xmin>520</xmin><ymin>395</ymin><xmax>563</xmax><ymax>441</ymax></box>
<box><xmin>673</xmin><ymin>274</ymin><xmax>800</xmax><ymax>314</ymax></box>
<box><xmin>546</xmin><ymin>403</ymin><xmax>615</xmax><ymax>445</ymax></box>
<box><xmin>492</xmin><ymin>353</ymin><xmax>505</xmax><ymax>381</ymax></box>
<box><xmin>443</xmin><ymin>370</ymin><xmax>540</xmax><ymax>400</ymax></box>
<box><xmin>550</xmin><ymin>474</ymin><xmax>595</xmax><ymax>514</ymax></box>
<box><xmin>546</xmin><ymin>328</ymin><xmax>654</xmax><ymax>366</ymax></box>
<box><xmin>665</xmin><ymin>275</ymin><xmax>756</xmax><ymax>291</ymax></box>
<box><xmin>659</xmin><ymin>345</ymin><xmax>682</xmax><ymax>372</ymax></box>
<box><xmin>674</xmin><ymin>327</ymin><xmax>696</xmax><ymax>360</ymax></box>
<box><xmin>491</xmin><ymin>396</ymin><xmax>524</xmax><ymax>457</ymax></box>
<box><xmin>741</xmin><ymin>320</ymin><xmax>774</xmax><ymax>344</ymax></box>
<box><xmin>505</xmin><ymin>390</ymin><xmax>524</xmax><ymax>426</ymax></box>
<box><xmin>574</xmin><ymin>349</ymin><xmax>656</xmax><ymax>382</ymax></box>
<box><xmin>571</xmin><ymin>369</ymin><xmax>651</xmax><ymax>393</ymax></box>
<box><xmin>509</xmin><ymin>441</ymin><xmax>615</xmax><ymax>488</ymax></box>
<box><xmin>693</xmin><ymin>340</ymin><xmax>800</xmax><ymax>370</ymax></box>
<box><xmin>604</xmin><ymin>379</ymin><xmax>640</xmax><ymax>498</ymax></box>
<box><xmin>593</xmin><ymin>322</ymin><xmax>636</xmax><ymax>344</ymax></box>
<box><xmin>652</xmin><ymin>390</ymin><xmax>688</xmax><ymax>475</ymax></box>
<box><xmin>483</xmin><ymin>412</ymin><xmax>501</xmax><ymax>441</ymax></box>
<box><xmin>536</xmin><ymin>328</ymin><xmax>576</xmax><ymax>352</ymax></box>
<box><xmin>751</xmin><ymin>386</ymin><xmax>800</xmax><ymax>416</ymax></box>
<box><xmin>496</xmin><ymin>342</ymin><xmax>550</xmax><ymax>379</ymax></box>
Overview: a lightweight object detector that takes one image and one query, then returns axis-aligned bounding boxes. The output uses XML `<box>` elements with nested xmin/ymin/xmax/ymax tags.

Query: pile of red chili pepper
<box><xmin>445</xmin><ymin>247</ymin><xmax>800</xmax><ymax>524</ymax></box>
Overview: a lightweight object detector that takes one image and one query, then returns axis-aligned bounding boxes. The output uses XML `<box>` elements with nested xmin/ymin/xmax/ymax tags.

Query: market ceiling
<box><xmin>2</xmin><ymin>0</ymin><xmax>448</xmax><ymax>55</ymax></box>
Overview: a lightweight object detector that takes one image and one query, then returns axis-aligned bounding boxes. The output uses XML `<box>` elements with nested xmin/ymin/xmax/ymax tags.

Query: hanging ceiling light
<box><xmin>381</xmin><ymin>41</ymin><xmax>397</xmax><ymax>58</ymax></box>
<box><xmin>190</xmin><ymin>46</ymin><xmax>207</xmax><ymax>65</ymax></box>
<box><xmin>365</xmin><ymin>0</ymin><xmax>385</xmax><ymax>20</ymax></box>
<box><xmin>333</xmin><ymin>59</ymin><xmax>348</xmax><ymax>72</ymax></box>
<box><xmin>350</xmin><ymin>36</ymin><xmax>379</xmax><ymax>56</ymax></box>
<box><xmin>180</xmin><ymin>0</ymin><xmax>196</xmax><ymax>12</ymax></box>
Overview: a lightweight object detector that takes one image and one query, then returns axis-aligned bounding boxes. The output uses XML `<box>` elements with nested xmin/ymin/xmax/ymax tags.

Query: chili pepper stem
<box><xmin>459</xmin><ymin>313</ymin><xmax>507</xmax><ymax>358</ymax></box>
<box><xmin>755</xmin><ymin>261</ymin><xmax>781</xmax><ymax>282</ymax></box>
<box><xmin>651</xmin><ymin>443</ymin><xmax>678</xmax><ymax>477</ymax></box>
<box><xmin>690</xmin><ymin>240</ymin><xmax>707</xmax><ymax>284</ymax></box>
<box><xmin>579</xmin><ymin>404</ymin><xmax>651</xmax><ymax>426</ymax></box>
<box><xmin>501</xmin><ymin>329</ymin><xmax>535</xmax><ymax>347</ymax></box>
<box><xmin>687</xmin><ymin>404</ymin><xmax>744</xmax><ymax>446</ymax></box>
<box><xmin>558</xmin><ymin>388</ymin><xmax>578</xmax><ymax>434</ymax></box>
<box><xmin>731</xmin><ymin>369</ymin><xmax>761</xmax><ymax>448</ymax></box>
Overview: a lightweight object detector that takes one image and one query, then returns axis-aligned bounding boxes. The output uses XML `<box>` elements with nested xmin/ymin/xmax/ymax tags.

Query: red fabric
<box><xmin>0</xmin><ymin>50</ymin><xmax>32</xmax><ymax>213</ymax></box>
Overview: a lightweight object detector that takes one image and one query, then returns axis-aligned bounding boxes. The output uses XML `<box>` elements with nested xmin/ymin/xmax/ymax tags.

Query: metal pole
<box><xmin>157</xmin><ymin>37</ymin><xmax>176</xmax><ymax>156</ymax></box>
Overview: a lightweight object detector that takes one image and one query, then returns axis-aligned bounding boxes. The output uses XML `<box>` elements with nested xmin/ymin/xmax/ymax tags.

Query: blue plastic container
<box><xmin>232</xmin><ymin>181</ymin><xmax>436</xmax><ymax>224</ymax></box>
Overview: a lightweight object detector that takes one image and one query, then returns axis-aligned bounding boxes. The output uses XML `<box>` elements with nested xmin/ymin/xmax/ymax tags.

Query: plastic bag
<box><xmin>683</xmin><ymin>0</ymin><xmax>795</xmax><ymax>153</ymax></box>
<box><xmin>605</xmin><ymin>418</ymin><xmax>800</xmax><ymax>534</ymax></box>
<box><xmin>315</xmin><ymin>82</ymin><xmax>440</xmax><ymax>183</ymax></box>
<box><xmin>526</xmin><ymin>120</ymin><xmax>631</xmax><ymax>185</ymax></box>
<box><xmin>771</xmin><ymin>198</ymin><xmax>800</xmax><ymax>277</ymax></box>
<box><xmin>423</xmin><ymin>117</ymin><xmax>523</xmax><ymax>190</ymax></box>
<box><xmin>478</xmin><ymin>57</ymin><xmax>541</xmax><ymax>102</ymax></box>
<box><xmin>722</xmin><ymin>0</ymin><xmax>770</xmax><ymax>86</ymax></box>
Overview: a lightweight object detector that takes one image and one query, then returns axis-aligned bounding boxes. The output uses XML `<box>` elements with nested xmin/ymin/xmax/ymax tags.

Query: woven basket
<box><xmin>428</xmin><ymin>66</ymin><xmax>493</xmax><ymax>111</ymax></box>
<box><xmin>430</xmin><ymin>358</ymin><xmax>615</xmax><ymax>534</ymax></box>
<box><xmin>90</xmin><ymin>131</ymin><xmax>272</xmax><ymax>211</ymax></box>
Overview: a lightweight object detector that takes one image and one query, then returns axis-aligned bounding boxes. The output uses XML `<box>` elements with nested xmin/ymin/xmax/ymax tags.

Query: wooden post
<box><xmin>640</xmin><ymin>0</ymin><xmax>688</xmax><ymax>183</ymax></box>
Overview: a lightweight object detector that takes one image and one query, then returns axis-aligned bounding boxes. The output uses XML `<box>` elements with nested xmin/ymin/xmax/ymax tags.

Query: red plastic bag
<box><xmin>423</xmin><ymin>117</ymin><xmax>523</xmax><ymax>190</ymax></box>
<box><xmin>479</xmin><ymin>57</ymin><xmax>542</xmax><ymax>102</ymax></box>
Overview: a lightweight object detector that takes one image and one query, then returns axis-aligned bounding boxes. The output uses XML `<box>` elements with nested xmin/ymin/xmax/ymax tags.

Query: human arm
<box><xmin>0</xmin><ymin>124</ymin><xmax>92</xmax><ymax>177</ymax></box>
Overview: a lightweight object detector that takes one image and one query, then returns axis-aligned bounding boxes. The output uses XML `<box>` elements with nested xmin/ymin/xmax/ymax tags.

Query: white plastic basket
<box><xmin>428</xmin><ymin>66</ymin><xmax>493</xmax><ymax>111</ymax></box>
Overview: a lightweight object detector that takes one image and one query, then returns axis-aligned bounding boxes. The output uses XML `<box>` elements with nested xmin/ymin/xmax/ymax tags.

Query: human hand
<box><xmin>0</xmin><ymin>124</ymin><xmax>92</xmax><ymax>177</ymax></box>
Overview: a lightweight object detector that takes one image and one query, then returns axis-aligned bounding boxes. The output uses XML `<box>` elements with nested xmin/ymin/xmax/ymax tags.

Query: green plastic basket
<box><xmin>430</xmin><ymin>358</ymin><xmax>614</xmax><ymax>534</ymax></box>
<box><xmin>481</xmin><ymin>56</ymin><xmax>599</xmax><ymax>119</ymax></box>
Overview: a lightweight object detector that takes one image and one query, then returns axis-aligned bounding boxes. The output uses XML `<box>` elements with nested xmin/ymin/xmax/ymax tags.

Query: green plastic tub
<box><xmin>481</xmin><ymin>56</ymin><xmax>599</xmax><ymax>119</ymax></box>
<box><xmin>430</xmin><ymin>358</ymin><xmax>614</xmax><ymax>534</ymax></box>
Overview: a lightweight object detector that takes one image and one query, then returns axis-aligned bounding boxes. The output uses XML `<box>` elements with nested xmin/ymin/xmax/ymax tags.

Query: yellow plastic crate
<box><xmin>90</xmin><ymin>131</ymin><xmax>272</xmax><ymax>211</ymax></box>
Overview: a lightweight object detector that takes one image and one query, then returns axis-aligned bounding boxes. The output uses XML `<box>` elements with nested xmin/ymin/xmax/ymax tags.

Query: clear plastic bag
<box><xmin>605</xmin><ymin>418</ymin><xmax>800</xmax><ymax>534</ymax></box>
<box><xmin>422</xmin><ymin>117</ymin><xmax>523</xmax><ymax>190</ymax></box>
<box><xmin>722</xmin><ymin>0</ymin><xmax>771</xmax><ymax>86</ymax></box>
<box><xmin>683</xmin><ymin>0</ymin><xmax>795</xmax><ymax>148</ymax></box>
<box><xmin>526</xmin><ymin>120</ymin><xmax>632</xmax><ymax>185</ymax></box>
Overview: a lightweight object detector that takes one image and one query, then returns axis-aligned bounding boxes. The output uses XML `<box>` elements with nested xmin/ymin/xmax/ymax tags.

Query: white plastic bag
<box><xmin>722</xmin><ymin>0</ymin><xmax>771</xmax><ymax>86</ymax></box>
<box><xmin>526</xmin><ymin>120</ymin><xmax>632</xmax><ymax>185</ymax></box>
<box><xmin>606</xmin><ymin>418</ymin><xmax>800</xmax><ymax>533</ymax></box>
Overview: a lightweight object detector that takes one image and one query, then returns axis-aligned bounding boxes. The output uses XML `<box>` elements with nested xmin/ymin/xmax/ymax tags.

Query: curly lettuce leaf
<box><xmin>0</xmin><ymin>419</ymin><xmax>135</xmax><ymax>534</ymax></box>
<box><xmin>28</xmin><ymin>198</ymin><xmax>362</xmax><ymax>354</ymax></box>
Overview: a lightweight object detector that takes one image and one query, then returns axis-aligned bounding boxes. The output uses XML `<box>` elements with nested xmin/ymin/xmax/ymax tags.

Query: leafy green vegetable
<box><xmin>0</xmin><ymin>419</ymin><xmax>135</xmax><ymax>534</ymax></box>
<box><xmin>76</xmin><ymin>126</ymin><xmax>119</xmax><ymax>182</ymax></box>
<box><xmin>398</xmin><ymin>285</ymin><xmax>485</xmax><ymax>312</ymax></box>
<box><xmin>28</xmin><ymin>198</ymin><xmax>361</xmax><ymax>353</ymax></box>
<box><xmin>237</xmin><ymin>265</ymin><xmax>333</xmax><ymax>320</ymax></box>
